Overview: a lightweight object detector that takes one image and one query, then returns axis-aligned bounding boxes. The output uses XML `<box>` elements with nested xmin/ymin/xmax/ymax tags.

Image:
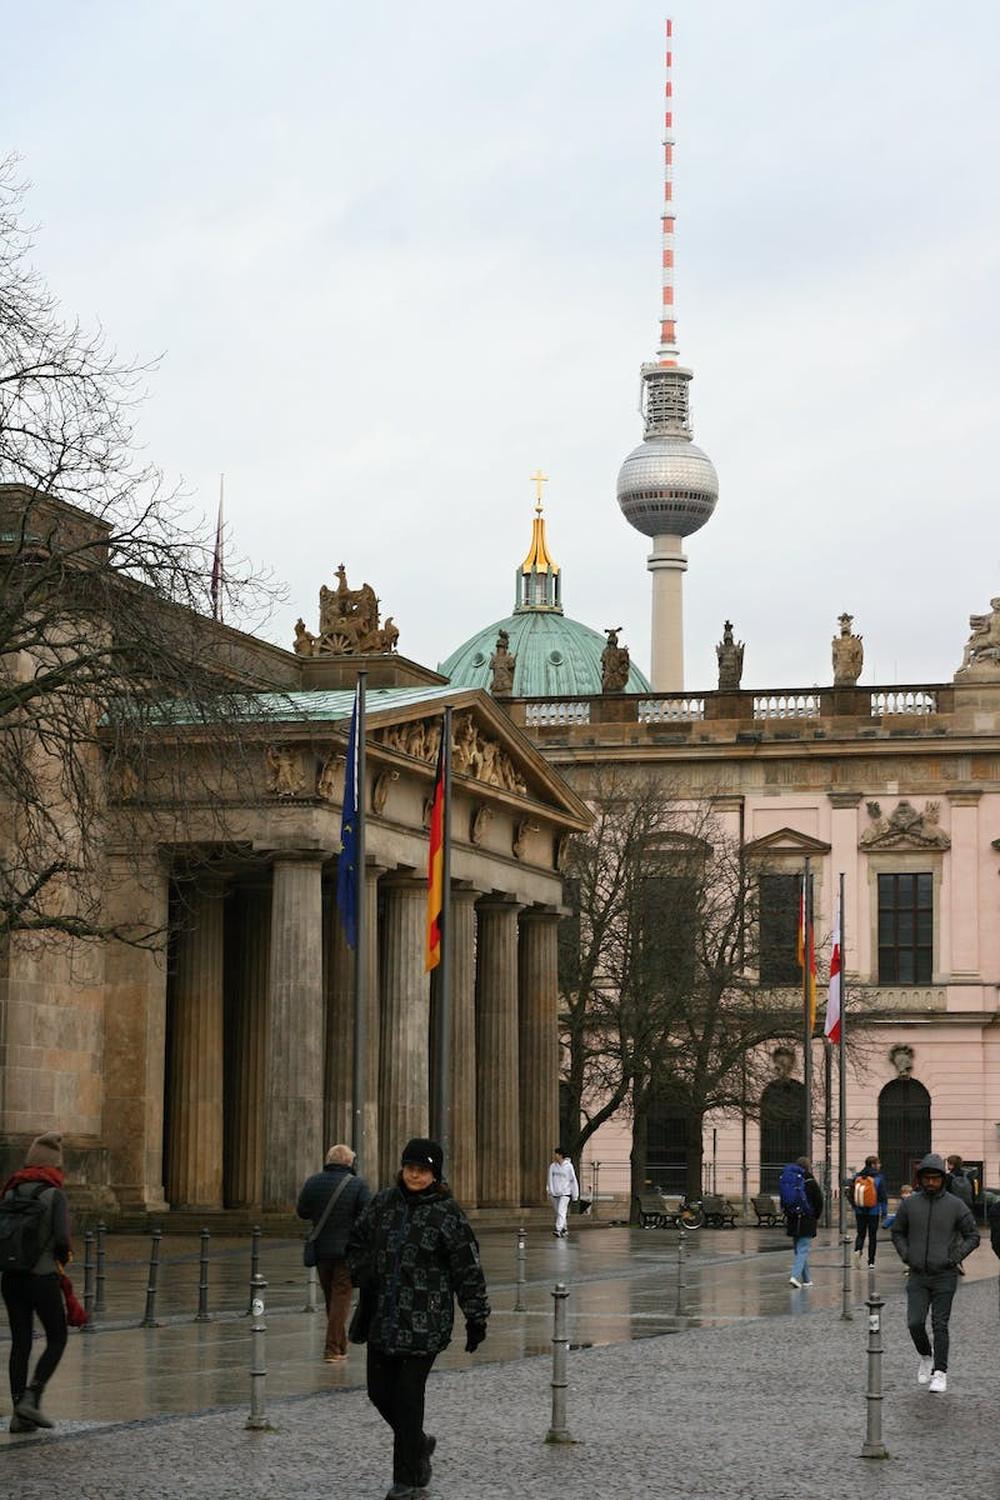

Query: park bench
<box><xmin>636</xmin><ymin>1192</ymin><xmax>667</xmax><ymax>1228</ymax></box>
<box><xmin>751</xmin><ymin>1193</ymin><xmax>781</xmax><ymax>1227</ymax></box>
<box><xmin>702</xmin><ymin>1193</ymin><xmax>738</xmax><ymax>1228</ymax></box>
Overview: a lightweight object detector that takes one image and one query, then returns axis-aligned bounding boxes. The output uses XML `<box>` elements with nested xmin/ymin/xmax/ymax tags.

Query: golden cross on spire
<box><xmin>530</xmin><ymin>468</ymin><xmax>549</xmax><ymax>511</ymax></box>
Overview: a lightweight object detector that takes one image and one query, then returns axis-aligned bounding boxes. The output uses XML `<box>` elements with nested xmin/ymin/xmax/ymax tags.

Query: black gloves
<box><xmin>464</xmin><ymin>1319</ymin><xmax>487</xmax><ymax>1353</ymax></box>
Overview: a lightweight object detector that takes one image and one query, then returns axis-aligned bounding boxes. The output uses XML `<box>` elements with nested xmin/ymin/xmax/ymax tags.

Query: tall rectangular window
<box><xmin>641</xmin><ymin>874</ymin><xmax>697</xmax><ymax>993</ymax></box>
<box><xmin>758</xmin><ymin>873</ymin><xmax>801</xmax><ymax>986</ymax></box>
<box><xmin>878</xmin><ymin>872</ymin><xmax>933</xmax><ymax>983</ymax></box>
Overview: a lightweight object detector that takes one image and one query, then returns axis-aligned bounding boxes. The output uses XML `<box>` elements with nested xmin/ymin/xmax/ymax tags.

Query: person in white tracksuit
<box><xmin>547</xmin><ymin>1149</ymin><xmax>579</xmax><ymax>1237</ymax></box>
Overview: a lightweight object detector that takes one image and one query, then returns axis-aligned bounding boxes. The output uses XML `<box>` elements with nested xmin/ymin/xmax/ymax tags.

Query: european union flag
<box><xmin>336</xmin><ymin>683</ymin><xmax>361</xmax><ymax>948</ymax></box>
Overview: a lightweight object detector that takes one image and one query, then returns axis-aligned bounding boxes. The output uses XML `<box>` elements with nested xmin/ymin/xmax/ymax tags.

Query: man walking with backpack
<box><xmin>779</xmin><ymin>1156</ymin><xmax>824</xmax><ymax>1288</ymax></box>
<box><xmin>890</xmin><ymin>1152</ymin><xmax>979</xmax><ymax>1393</ymax></box>
<box><xmin>0</xmin><ymin>1132</ymin><xmax>72</xmax><ymax>1431</ymax></box>
<box><xmin>852</xmin><ymin>1154</ymin><xmax>888</xmax><ymax>1268</ymax></box>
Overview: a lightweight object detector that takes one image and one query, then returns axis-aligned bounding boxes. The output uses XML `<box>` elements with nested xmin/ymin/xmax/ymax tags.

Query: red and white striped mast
<box><xmin>658</xmin><ymin>17</ymin><xmax>679</xmax><ymax>366</ymax></box>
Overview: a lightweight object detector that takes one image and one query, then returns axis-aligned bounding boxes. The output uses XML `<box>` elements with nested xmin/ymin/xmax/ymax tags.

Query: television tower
<box><xmin>616</xmin><ymin>19</ymin><xmax>718</xmax><ymax>692</ymax></box>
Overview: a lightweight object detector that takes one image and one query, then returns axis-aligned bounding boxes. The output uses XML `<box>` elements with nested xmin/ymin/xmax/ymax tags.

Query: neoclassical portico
<box><xmin>103</xmin><ymin>682</ymin><xmax>586</xmax><ymax>1215</ymax></box>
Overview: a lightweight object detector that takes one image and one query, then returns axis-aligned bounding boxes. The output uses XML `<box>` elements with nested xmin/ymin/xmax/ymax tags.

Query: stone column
<box><xmin>361</xmin><ymin>862</ymin><xmax>382</xmax><ymax>1184</ymax></box>
<box><xmin>166</xmin><ymin>879</ymin><xmax>225</xmax><ymax>1209</ymax></box>
<box><xmin>448</xmin><ymin>887</ymin><xmax>479</xmax><ymax>1205</ymax></box>
<box><xmin>378</xmin><ymin>876</ymin><xmax>430</xmax><ymax>1184</ymax></box>
<box><xmin>262</xmin><ymin>853</ymin><xmax>325</xmax><ymax>1211</ymax></box>
<box><xmin>476</xmin><ymin>897</ymin><xmax>521</xmax><ymax>1208</ymax></box>
<box><xmin>102</xmin><ymin>850</ymin><xmax>170</xmax><ymax>1211</ymax></box>
<box><xmin>324</xmin><ymin>879</ymin><xmax>354</xmax><ymax>1149</ymax></box>
<box><xmin>518</xmin><ymin>910</ymin><xmax>560</xmax><ymax>1207</ymax></box>
<box><xmin>225</xmin><ymin>887</ymin><xmax>270</xmax><ymax>1208</ymax></box>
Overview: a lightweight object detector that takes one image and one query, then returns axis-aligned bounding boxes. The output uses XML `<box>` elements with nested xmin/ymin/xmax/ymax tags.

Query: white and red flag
<box><xmin>825</xmin><ymin>892</ymin><xmax>842</xmax><ymax>1043</ymax></box>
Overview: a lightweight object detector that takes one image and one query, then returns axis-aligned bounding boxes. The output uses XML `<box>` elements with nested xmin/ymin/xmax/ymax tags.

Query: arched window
<box><xmin>760</xmin><ymin>1078</ymin><xmax>806</xmax><ymax>1192</ymax></box>
<box><xmin>878</xmin><ymin>1077</ymin><xmax>931</xmax><ymax>1194</ymax></box>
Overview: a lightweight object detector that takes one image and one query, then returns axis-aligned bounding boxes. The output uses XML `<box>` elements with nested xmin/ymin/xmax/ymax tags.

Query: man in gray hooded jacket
<box><xmin>890</xmin><ymin>1152</ymin><xmax>979</xmax><ymax>1393</ymax></box>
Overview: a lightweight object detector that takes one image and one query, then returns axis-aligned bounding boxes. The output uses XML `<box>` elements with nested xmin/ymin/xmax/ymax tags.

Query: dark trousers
<box><xmin>854</xmin><ymin>1212</ymin><xmax>879</xmax><ymax>1263</ymax></box>
<box><xmin>366</xmin><ymin>1345</ymin><xmax>436</xmax><ymax>1486</ymax></box>
<box><xmin>316</xmin><ymin>1257</ymin><xmax>352</xmax><ymax>1356</ymax></box>
<box><xmin>1</xmin><ymin>1270</ymin><xmax>68</xmax><ymax>1400</ymax></box>
<box><xmin>906</xmin><ymin>1269</ymin><xmax>958</xmax><ymax>1372</ymax></box>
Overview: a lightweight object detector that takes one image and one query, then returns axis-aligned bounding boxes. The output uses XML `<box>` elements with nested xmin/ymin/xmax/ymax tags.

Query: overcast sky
<box><xmin>7</xmin><ymin>0</ymin><xmax>1000</xmax><ymax>688</ymax></box>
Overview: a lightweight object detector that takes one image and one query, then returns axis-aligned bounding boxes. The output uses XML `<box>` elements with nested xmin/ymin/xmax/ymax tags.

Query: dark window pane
<box><xmin>877</xmin><ymin>870</ymin><xmax>933</xmax><ymax>986</ymax></box>
<box><xmin>878</xmin><ymin>947</ymin><xmax>896</xmax><ymax>984</ymax></box>
<box><xmin>897</xmin><ymin>911</ymin><xmax>914</xmax><ymax>944</ymax></box>
<box><xmin>898</xmin><ymin>949</ymin><xmax>914</xmax><ymax>983</ymax></box>
<box><xmin>917</xmin><ymin>873</ymin><xmax>933</xmax><ymax>904</ymax></box>
<box><xmin>759</xmin><ymin>874</ymin><xmax>801</xmax><ymax>986</ymax></box>
<box><xmin>915</xmin><ymin>948</ymin><xmax>932</xmax><ymax>983</ymax></box>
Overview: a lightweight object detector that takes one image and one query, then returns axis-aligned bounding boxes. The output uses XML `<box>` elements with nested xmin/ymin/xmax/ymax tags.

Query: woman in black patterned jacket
<box><xmin>347</xmin><ymin>1137</ymin><xmax>490</xmax><ymax>1500</ymax></box>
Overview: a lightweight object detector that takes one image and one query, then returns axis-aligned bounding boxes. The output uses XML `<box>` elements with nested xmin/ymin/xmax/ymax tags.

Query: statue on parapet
<box><xmin>832</xmin><ymin>612</ymin><xmax>863</xmax><ymax>686</ymax></box>
<box><xmin>295</xmin><ymin>564</ymin><xmax>401</xmax><ymax>656</ymax></box>
<box><xmin>601</xmin><ymin>628</ymin><xmax>631</xmax><ymax>694</ymax></box>
<box><xmin>957</xmin><ymin>597</ymin><xmax>1000</xmax><ymax>678</ymax></box>
<box><xmin>489</xmin><ymin>629</ymin><xmax>517</xmax><ymax>696</ymax></box>
<box><xmin>716</xmin><ymin>620</ymin><xmax>744</xmax><ymax>691</ymax></box>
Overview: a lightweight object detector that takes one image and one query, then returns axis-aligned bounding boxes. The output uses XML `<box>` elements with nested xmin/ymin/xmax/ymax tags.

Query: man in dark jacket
<box><xmin>785</xmin><ymin>1157</ymin><xmax>824</xmax><ymax>1288</ymax></box>
<box><xmin>297</xmin><ymin>1144</ymin><xmax>371</xmax><ymax>1362</ymax></box>
<box><xmin>890</xmin><ymin>1151</ymin><xmax>980</xmax><ymax>1393</ymax></box>
<box><xmin>348</xmin><ymin>1137</ymin><xmax>489</xmax><ymax>1500</ymax></box>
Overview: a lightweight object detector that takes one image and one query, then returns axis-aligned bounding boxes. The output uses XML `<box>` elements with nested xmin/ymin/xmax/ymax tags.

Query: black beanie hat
<box><xmin>401</xmin><ymin>1137</ymin><xmax>444</xmax><ymax>1180</ymax></box>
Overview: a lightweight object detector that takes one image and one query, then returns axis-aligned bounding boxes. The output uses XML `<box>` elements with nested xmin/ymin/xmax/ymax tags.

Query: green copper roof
<box><xmin>134</xmin><ymin>685</ymin><xmax>458</xmax><ymax>727</ymax></box>
<box><xmin>438</xmin><ymin>611</ymin><xmax>650</xmax><ymax>697</ymax></box>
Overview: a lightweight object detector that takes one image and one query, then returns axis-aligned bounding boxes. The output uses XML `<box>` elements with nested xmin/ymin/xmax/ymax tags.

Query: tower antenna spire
<box><xmin>658</xmin><ymin>17</ymin><xmax>678</xmax><ymax>366</ymax></box>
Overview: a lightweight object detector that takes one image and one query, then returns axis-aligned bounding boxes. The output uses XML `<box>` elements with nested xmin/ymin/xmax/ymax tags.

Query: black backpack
<box><xmin>0</xmin><ymin>1183</ymin><xmax>50</xmax><ymax>1271</ymax></box>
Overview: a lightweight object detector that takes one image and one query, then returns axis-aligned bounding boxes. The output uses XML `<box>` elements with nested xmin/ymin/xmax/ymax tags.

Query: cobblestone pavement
<box><xmin>1</xmin><ymin>1257</ymin><xmax>997</xmax><ymax>1499</ymax></box>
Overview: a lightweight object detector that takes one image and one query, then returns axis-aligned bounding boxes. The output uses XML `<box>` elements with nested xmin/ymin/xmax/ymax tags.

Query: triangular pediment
<box><xmin>744</xmin><ymin>827</ymin><xmax>831</xmax><ymax>858</ymax></box>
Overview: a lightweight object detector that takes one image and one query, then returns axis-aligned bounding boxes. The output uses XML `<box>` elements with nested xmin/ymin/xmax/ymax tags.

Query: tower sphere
<box><xmin>616</xmin><ymin>434</ymin><xmax>718</xmax><ymax>539</ymax></box>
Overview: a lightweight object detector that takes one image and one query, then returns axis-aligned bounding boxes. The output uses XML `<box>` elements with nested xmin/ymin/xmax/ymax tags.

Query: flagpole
<box><xmin>838</xmin><ymin>870</ymin><xmax>847</xmax><ymax>1236</ymax></box>
<box><xmin>802</xmin><ymin>856</ymin><xmax>812</xmax><ymax>1160</ymax></box>
<box><xmin>351</xmin><ymin>671</ymin><xmax>368</xmax><ymax>1174</ymax></box>
<box><xmin>432</xmin><ymin>706</ymin><xmax>453</xmax><ymax>1161</ymax></box>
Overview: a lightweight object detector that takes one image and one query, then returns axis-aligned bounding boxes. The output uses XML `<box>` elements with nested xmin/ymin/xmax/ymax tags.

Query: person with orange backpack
<box><xmin>852</xmin><ymin>1153</ymin><xmax>888</xmax><ymax>1268</ymax></box>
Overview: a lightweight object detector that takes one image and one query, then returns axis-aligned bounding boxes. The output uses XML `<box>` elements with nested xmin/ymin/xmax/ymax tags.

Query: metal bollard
<box><xmin>82</xmin><ymin>1229</ymin><xmax>95</xmax><ymax>1333</ymax></box>
<box><xmin>592</xmin><ymin>1161</ymin><xmax>601</xmax><ymax>1222</ymax></box>
<box><xmin>514</xmin><ymin>1226</ymin><xmax>527</xmax><ymax>1312</ymax></box>
<box><xmin>302</xmin><ymin>1262</ymin><xmax>319</xmax><ymax>1313</ymax></box>
<box><xmin>861</xmin><ymin>1267</ymin><xmax>889</xmax><ymax>1459</ymax></box>
<box><xmin>670</xmin><ymin>1227</ymin><xmax>689</xmax><ymax>1329</ymax></box>
<box><xmin>196</xmin><ymin>1228</ymin><xmax>211</xmax><ymax>1322</ymax></box>
<box><xmin>95</xmin><ymin>1221</ymin><xmax>107</xmax><ymax>1315</ymax></box>
<box><xmin>246</xmin><ymin>1225</ymin><xmax>262</xmax><ymax>1315</ymax></box>
<box><xmin>840</xmin><ymin>1231</ymin><xmax>854</xmax><ymax>1321</ymax></box>
<box><xmin>544</xmin><ymin>1282</ymin><xmax>574</xmax><ymax>1444</ymax></box>
<box><xmin>141</xmin><ymin>1228</ymin><xmax>162</xmax><ymax>1328</ymax></box>
<box><xmin>245</xmin><ymin>1273</ymin><xmax>271</xmax><ymax>1431</ymax></box>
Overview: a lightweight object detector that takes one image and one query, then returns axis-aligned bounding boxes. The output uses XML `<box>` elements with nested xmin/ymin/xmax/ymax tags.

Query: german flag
<box><xmin>425</xmin><ymin>731</ymin><xmax>445</xmax><ymax>971</ymax></box>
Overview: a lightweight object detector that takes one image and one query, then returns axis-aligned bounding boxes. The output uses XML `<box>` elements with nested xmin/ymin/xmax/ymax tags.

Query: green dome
<box><xmin>439</xmin><ymin>610</ymin><xmax>650</xmax><ymax>697</ymax></box>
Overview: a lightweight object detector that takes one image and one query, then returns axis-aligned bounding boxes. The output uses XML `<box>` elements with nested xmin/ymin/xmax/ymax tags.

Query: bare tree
<box><xmin>0</xmin><ymin>157</ymin><xmax>282</xmax><ymax>943</ymax></box>
<box><xmin>558</xmin><ymin>769</ymin><xmax>804</xmax><ymax>1208</ymax></box>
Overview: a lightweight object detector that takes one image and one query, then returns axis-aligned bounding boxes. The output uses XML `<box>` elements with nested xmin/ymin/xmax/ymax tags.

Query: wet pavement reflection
<box><xmin>2</xmin><ymin>1222</ymin><xmax>994</xmax><ymax>1439</ymax></box>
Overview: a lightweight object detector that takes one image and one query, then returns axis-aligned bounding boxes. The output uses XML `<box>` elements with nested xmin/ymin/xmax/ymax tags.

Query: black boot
<box><xmin>417</xmin><ymin>1433</ymin><xmax>436</xmax><ymax>1486</ymax></box>
<box><xmin>14</xmin><ymin>1388</ymin><xmax>54</xmax><ymax>1430</ymax></box>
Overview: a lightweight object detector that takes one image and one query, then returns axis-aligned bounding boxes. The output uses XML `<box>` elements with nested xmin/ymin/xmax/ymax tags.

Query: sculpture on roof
<box><xmin>601</xmin><ymin>627</ymin><xmax>631</xmax><ymax>694</ymax></box>
<box><xmin>832</xmin><ymin>613</ymin><xmax>863</xmax><ymax>687</ymax></box>
<box><xmin>295</xmin><ymin>564</ymin><xmax>400</xmax><ymax>656</ymax></box>
<box><xmin>489</xmin><ymin>629</ymin><xmax>517</xmax><ymax>696</ymax></box>
<box><xmin>716</xmin><ymin>620</ymin><xmax>744</xmax><ymax>691</ymax></box>
<box><xmin>957</xmin><ymin>597</ymin><xmax>1000</xmax><ymax>678</ymax></box>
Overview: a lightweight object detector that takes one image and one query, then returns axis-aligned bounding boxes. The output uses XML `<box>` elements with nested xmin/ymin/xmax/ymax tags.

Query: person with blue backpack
<box><xmin>779</xmin><ymin>1156</ymin><xmax>824</xmax><ymax>1288</ymax></box>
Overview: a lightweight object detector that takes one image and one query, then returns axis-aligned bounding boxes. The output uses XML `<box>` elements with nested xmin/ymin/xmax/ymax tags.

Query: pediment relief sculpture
<box><xmin>265</xmin><ymin>745</ymin><xmax>305</xmax><ymax>798</ymax></box>
<box><xmin>743</xmin><ymin>827</ymin><xmax>831</xmax><ymax>858</ymax></box>
<box><xmin>376</xmin><ymin>713</ymin><xmax>528</xmax><ymax>796</ymax></box>
<box><xmin>294</xmin><ymin>564</ymin><xmax>401</xmax><ymax>657</ymax></box>
<box><xmin>859</xmin><ymin>799</ymin><xmax>949</xmax><ymax>850</ymax></box>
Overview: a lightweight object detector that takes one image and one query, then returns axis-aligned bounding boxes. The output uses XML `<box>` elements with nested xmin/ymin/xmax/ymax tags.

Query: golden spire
<box><xmin>520</xmin><ymin>472</ymin><xmax>559</xmax><ymax>575</ymax></box>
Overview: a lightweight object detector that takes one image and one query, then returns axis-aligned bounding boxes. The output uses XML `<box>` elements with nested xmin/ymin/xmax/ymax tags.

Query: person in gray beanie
<box><xmin>890</xmin><ymin>1152</ymin><xmax>980</xmax><ymax>1393</ymax></box>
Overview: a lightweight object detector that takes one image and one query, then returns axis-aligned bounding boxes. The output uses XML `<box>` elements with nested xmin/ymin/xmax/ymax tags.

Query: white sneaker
<box><xmin>800</xmin><ymin>1279</ymin><xmax>813</xmax><ymax>1287</ymax></box>
<box><xmin>789</xmin><ymin>1276</ymin><xmax>802</xmax><ymax>1288</ymax></box>
<box><xmin>928</xmin><ymin>1370</ymin><xmax>947</xmax><ymax>1393</ymax></box>
<box><xmin>853</xmin><ymin>1249</ymin><xmax>863</xmax><ymax>1267</ymax></box>
<box><xmin>917</xmin><ymin>1356</ymin><xmax>934</xmax><ymax>1384</ymax></box>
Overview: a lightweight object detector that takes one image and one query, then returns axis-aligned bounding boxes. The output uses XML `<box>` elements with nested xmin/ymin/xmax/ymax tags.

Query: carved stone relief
<box><xmin>293</xmin><ymin>564</ymin><xmax>400</xmax><ymax>657</ymax></box>
<box><xmin>512</xmin><ymin>820</ymin><xmax>538</xmax><ymax>860</ymax></box>
<box><xmin>376</xmin><ymin>713</ymin><xmax>527</xmax><ymax>796</ymax></box>
<box><xmin>470</xmin><ymin>804</ymin><xmax>493</xmax><ymax>846</ymax></box>
<box><xmin>859</xmin><ymin>799</ymin><xmax>950</xmax><ymax>850</ymax></box>
<box><xmin>316</xmin><ymin>751</ymin><xmax>342</xmax><ymax>802</ymax></box>
<box><xmin>265</xmin><ymin>745</ymin><xmax>305</xmax><ymax>798</ymax></box>
<box><xmin>371</xmin><ymin>769</ymin><xmax>399</xmax><ymax>816</ymax></box>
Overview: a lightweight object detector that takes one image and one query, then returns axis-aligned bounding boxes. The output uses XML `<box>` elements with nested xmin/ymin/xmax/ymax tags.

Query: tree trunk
<box><xmin>685</xmin><ymin>1110</ymin><xmax>705</xmax><ymax>1200</ymax></box>
<box><xmin>629</xmin><ymin>1085</ymin><xmax>650</xmax><ymax>1222</ymax></box>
